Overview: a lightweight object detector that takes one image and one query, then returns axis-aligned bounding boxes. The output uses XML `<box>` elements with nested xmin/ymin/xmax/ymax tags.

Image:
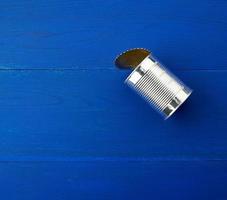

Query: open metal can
<box><xmin>115</xmin><ymin>48</ymin><xmax>192</xmax><ymax>119</ymax></box>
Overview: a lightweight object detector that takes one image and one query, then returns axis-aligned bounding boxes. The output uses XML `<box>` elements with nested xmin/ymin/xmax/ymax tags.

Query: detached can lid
<box><xmin>115</xmin><ymin>48</ymin><xmax>150</xmax><ymax>70</ymax></box>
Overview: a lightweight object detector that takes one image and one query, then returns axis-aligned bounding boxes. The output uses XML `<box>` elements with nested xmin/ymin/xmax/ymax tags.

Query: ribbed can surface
<box><xmin>125</xmin><ymin>55</ymin><xmax>192</xmax><ymax>119</ymax></box>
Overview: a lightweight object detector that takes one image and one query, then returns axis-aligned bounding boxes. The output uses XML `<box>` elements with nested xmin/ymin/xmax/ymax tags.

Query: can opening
<box><xmin>115</xmin><ymin>48</ymin><xmax>150</xmax><ymax>70</ymax></box>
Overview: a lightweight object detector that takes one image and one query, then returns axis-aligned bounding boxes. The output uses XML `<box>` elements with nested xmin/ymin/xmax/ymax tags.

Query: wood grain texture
<box><xmin>0</xmin><ymin>161</ymin><xmax>227</xmax><ymax>200</ymax></box>
<box><xmin>0</xmin><ymin>0</ymin><xmax>227</xmax><ymax>199</ymax></box>
<box><xmin>0</xmin><ymin>70</ymin><xmax>226</xmax><ymax>160</ymax></box>
<box><xmin>0</xmin><ymin>0</ymin><xmax>227</xmax><ymax>69</ymax></box>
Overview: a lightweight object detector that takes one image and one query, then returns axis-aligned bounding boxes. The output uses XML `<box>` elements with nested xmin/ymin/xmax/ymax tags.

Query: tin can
<box><xmin>116</xmin><ymin>49</ymin><xmax>192</xmax><ymax>119</ymax></box>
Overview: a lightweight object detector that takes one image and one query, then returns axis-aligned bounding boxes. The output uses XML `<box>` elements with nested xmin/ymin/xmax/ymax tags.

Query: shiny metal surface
<box><xmin>116</xmin><ymin>49</ymin><xmax>192</xmax><ymax>119</ymax></box>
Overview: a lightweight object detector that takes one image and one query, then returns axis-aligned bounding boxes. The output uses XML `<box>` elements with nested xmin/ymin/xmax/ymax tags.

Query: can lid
<box><xmin>115</xmin><ymin>48</ymin><xmax>150</xmax><ymax>70</ymax></box>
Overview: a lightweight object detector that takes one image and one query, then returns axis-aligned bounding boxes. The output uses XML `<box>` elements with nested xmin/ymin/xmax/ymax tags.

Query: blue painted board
<box><xmin>0</xmin><ymin>70</ymin><xmax>226</xmax><ymax>160</ymax></box>
<box><xmin>0</xmin><ymin>0</ymin><xmax>227</xmax><ymax>69</ymax></box>
<box><xmin>1</xmin><ymin>161</ymin><xmax>227</xmax><ymax>200</ymax></box>
<box><xmin>0</xmin><ymin>0</ymin><xmax>227</xmax><ymax>199</ymax></box>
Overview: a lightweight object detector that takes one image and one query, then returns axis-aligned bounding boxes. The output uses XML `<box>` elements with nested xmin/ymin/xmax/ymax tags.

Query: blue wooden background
<box><xmin>0</xmin><ymin>0</ymin><xmax>227</xmax><ymax>199</ymax></box>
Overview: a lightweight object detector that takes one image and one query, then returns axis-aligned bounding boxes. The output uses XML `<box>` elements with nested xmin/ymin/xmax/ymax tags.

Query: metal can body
<box><xmin>125</xmin><ymin>54</ymin><xmax>192</xmax><ymax>119</ymax></box>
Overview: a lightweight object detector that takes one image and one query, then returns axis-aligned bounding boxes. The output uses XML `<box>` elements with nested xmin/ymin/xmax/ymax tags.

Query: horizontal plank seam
<box><xmin>0</xmin><ymin>68</ymin><xmax>226</xmax><ymax>72</ymax></box>
<box><xmin>1</xmin><ymin>157</ymin><xmax>227</xmax><ymax>162</ymax></box>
